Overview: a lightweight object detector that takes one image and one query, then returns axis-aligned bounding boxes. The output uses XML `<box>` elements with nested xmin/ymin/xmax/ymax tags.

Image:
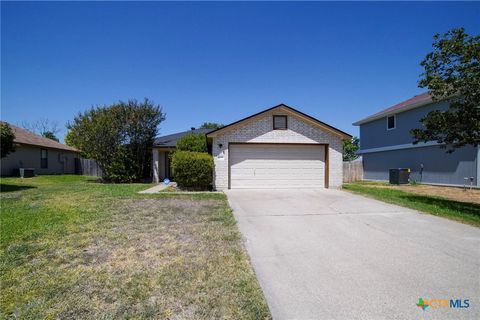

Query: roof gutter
<box><xmin>15</xmin><ymin>141</ymin><xmax>79</xmax><ymax>153</ymax></box>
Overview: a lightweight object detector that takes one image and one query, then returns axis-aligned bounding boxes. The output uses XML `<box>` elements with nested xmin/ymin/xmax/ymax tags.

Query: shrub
<box><xmin>171</xmin><ymin>151</ymin><xmax>213</xmax><ymax>189</ymax></box>
<box><xmin>66</xmin><ymin>98</ymin><xmax>165</xmax><ymax>182</ymax></box>
<box><xmin>176</xmin><ymin>133</ymin><xmax>207</xmax><ymax>152</ymax></box>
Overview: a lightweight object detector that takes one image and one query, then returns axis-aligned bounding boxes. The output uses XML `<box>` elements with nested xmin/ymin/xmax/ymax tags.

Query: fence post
<box><xmin>343</xmin><ymin>158</ymin><xmax>363</xmax><ymax>183</ymax></box>
<box><xmin>77</xmin><ymin>158</ymin><xmax>102</xmax><ymax>177</ymax></box>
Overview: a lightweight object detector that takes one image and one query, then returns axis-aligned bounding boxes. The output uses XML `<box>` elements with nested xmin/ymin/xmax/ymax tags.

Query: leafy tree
<box><xmin>199</xmin><ymin>122</ymin><xmax>224</xmax><ymax>129</ymax></box>
<box><xmin>343</xmin><ymin>136</ymin><xmax>360</xmax><ymax>161</ymax></box>
<box><xmin>176</xmin><ymin>133</ymin><xmax>207</xmax><ymax>152</ymax></box>
<box><xmin>66</xmin><ymin>98</ymin><xmax>165</xmax><ymax>182</ymax></box>
<box><xmin>42</xmin><ymin>131</ymin><xmax>59</xmax><ymax>142</ymax></box>
<box><xmin>1</xmin><ymin>122</ymin><xmax>16</xmax><ymax>158</ymax></box>
<box><xmin>411</xmin><ymin>28</ymin><xmax>480</xmax><ymax>152</ymax></box>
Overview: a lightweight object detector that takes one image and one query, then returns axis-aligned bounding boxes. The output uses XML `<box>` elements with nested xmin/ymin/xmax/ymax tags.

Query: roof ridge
<box><xmin>2</xmin><ymin>121</ymin><xmax>78</xmax><ymax>152</ymax></box>
<box><xmin>206</xmin><ymin>103</ymin><xmax>351</xmax><ymax>139</ymax></box>
<box><xmin>353</xmin><ymin>92</ymin><xmax>432</xmax><ymax>126</ymax></box>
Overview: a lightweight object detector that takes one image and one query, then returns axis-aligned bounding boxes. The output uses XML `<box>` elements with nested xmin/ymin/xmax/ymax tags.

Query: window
<box><xmin>387</xmin><ymin>115</ymin><xmax>396</xmax><ymax>130</ymax></box>
<box><xmin>273</xmin><ymin>115</ymin><xmax>288</xmax><ymax>130</ymax></box>
<box><xmin>41</xmin><ymin>149</ymin><xmax>48</xmax><ymax>168</ymax></box>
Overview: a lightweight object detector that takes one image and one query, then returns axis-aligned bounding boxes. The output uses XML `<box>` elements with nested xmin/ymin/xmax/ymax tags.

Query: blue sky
<box><xmin>2</xmin><ymin>2</ymin><xmax>479</xmax><ymax>141</ymax></box>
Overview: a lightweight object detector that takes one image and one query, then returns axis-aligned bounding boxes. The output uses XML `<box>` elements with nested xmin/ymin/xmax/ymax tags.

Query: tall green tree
<box><xmin>66</xmin><ymin>99</ymin><xmax>165</xmax><ymax>182</ymax></box>
<box><xmin>343</xmin><ymin>136</ymin><xmax>360</xmax><ymax>161</ymax></box>
<box><xmin>1</xmin><ymin>122</ymin><xmax>16</xmax><ymax>158</ymax></box>
<box><xmin>199</xmin><ymin>122</ymin><xmax>224</xmax><ymax>129</ymax></box>
<box><xmin>411</xmin><ymin>28</ymin><xmax>480</xmax><ymax>151</ymax></box>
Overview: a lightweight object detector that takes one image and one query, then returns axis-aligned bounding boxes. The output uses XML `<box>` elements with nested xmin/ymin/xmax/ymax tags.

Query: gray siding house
<box><xmin>354</xmin><ymin>93</ymin><xmax>479</xmax><ymax>187</ymax></box>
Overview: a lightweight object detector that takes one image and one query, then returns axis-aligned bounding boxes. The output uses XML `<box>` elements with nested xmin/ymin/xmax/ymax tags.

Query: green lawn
<box><xmin>0</xmin><ymin>175</ymin><xmax>270</xmax><ymax>319</ymax></box>
<box><xmin>343</xmin><ymin>182</ymin><xmax>480</xmax><ymax>227</ymax></box>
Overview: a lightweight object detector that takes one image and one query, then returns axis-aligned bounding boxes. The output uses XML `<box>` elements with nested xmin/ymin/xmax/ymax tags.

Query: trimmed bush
<box><xmin>176</xmin><ymin>133</ymin><xmax>207</xmax><ymax>152</ymax></box>
<box><xmin>171</xmin><ymin>151</ymin><xmax>213</xmax><ymax>189</ymax></box>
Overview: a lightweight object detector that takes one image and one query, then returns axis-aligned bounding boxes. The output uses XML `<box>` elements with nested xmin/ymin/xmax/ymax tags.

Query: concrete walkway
<box><xmin>225</xmin><ymin>188</ymin><xmax>480</xmax><ymax>320</ymax></box>
<box><xmin>138</xmin><ymin>182</ymin><xmax>174</xmax><ymax>193</ymax></box>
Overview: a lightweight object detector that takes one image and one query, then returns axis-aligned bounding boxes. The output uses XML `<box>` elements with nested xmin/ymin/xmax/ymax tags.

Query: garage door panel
<box><xmin>232</xmin><ymin>168</ymin><xmax>324</xmax><ymax>176</ymax></box>
<box><xmin>230</xmin><ymin>144</ymin><xmax>325</xmax><ymax>189</ymax></box>
<box><xmin>232</xmin><ymin>169</ymin><xmax>324</xmax><ymax>174</ymax></box>
<box><xmin>232</xmin><ymin>163</ymin><xmax>323</xmax><ymax>170</ymax></box>
<box><xmin>231</xmin><ymin>180</ymin><xmax>324</xmax><ymax>188</ymax></box>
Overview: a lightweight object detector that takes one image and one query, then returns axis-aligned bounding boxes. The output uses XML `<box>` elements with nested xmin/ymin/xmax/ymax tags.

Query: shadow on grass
<box><xmin>0</xmin><ymin>184</ymin><xmax>37</xmax><ymax>193</ymax></box>
<box><xmin>85</xmin><ymin>179</ymin><xmax>104</xmax><ymax>184</ymax></box>
<box><xmin>399</xmin><ymin>193</ymin><xmax>480</xmax><ymax>217</ymax></box>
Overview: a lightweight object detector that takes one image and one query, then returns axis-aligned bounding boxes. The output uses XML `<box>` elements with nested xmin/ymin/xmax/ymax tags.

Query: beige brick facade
<box><xmin>211</xmin><ymin>113</ymin><xmax>344</xmax><ymax>190</ymax></box>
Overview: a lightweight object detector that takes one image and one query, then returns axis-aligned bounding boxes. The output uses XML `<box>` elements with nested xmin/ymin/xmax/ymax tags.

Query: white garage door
<box><xmin>229</xmin><ymin>144</ymin><xmax>325</xmax><ymax>189</ymax></box>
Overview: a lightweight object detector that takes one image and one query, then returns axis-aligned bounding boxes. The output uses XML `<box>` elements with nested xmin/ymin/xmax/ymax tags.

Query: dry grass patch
<box><xmin>344</xmin><ymin>181</ymin><xmax>480</xmax><ymax>227</ymax></box>
<box><xmin>0</xmin><ymin>176</ymin><xmax>270</xmax><ymax>319</ymax></box>
<box><xmin>357</xmin><ymin>181</ymin><xmax>480</xmax><ymax>204</ymax></box>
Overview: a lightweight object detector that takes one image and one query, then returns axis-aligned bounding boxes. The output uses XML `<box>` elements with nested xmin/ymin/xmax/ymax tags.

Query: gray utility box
<box><xmin>19</xmin><ymin>168</ymin><xmax>35</xmax><ymax>178</ymax></box>
<box><xmin>389</xmin><ymin>168</ymin><xmax>410</xmax><ymax>185</ymax></box>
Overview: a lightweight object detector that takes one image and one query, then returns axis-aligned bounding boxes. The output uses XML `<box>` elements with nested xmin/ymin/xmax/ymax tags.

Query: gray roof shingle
<box><xmin>3</xmin><ymin>122</ymin><xmax>79</xmax><ymax>152</ymax></box>
<box><xmin>353</xmin><ymin>92</ymin><xmax>432</xmax><ymax>125</ymax></box>
<box><xmin>153</xmin><ymin>128</ymin><xmax>214</xmax><ymax>147</ymax></box>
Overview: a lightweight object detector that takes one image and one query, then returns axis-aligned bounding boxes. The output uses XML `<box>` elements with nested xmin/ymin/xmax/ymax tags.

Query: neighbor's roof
<box><xmin>353</xmin><ymin>92</ymin><xmax>433</xmax><ymax>126</ymax></box>
<box><xmin>2</xmin><ymin>122</ymin><xmax>79</xmax><ymax>152</ymax></box>
<box><xmin>153</xmin><ymin>128</ymin><xmax>215</xmax><ymax>147</ymax></box>
<box><xmin>206</xmin><ymin>103</ymin><xmax>352</xmax><ymax>140</ymax></box>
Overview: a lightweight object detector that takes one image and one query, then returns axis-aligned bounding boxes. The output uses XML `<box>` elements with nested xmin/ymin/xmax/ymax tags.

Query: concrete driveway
<box><xmin>225</xmin><ymin>189</ymin><xmax>480</xmax><ymax>320</ymax></box>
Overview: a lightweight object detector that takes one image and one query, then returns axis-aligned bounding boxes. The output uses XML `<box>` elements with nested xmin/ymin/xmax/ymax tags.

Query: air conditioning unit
<box><xmin>389</xmin><ymin>168</ymin><xmax>410</xmax><ymax>184</ymax></box>
<box><xmin>19</xmin><ymin>168</ymin><xmax>35</xmax><ymax>178</ymax></box>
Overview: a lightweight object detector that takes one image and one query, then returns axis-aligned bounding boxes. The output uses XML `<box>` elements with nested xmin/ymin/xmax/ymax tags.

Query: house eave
<box><xmin>207</xmin><ymin>104</ymin><xmax>352</xmax><ymax>140</ymax></box>
<box><xmin>15</xmin><ymin>141</ymin><xmax>79</xmax><ymax>153</ymax></box>
<box><xmin>353</xmin><ymin>97</ymin><xmax>434</xmax><ymax>126</ymax></box>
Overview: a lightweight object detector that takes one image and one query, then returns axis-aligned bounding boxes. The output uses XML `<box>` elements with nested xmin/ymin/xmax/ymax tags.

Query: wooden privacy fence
<box><xmin>343</xmin><ymin>159</ymin><xmax>363</xmax><ymax>183</ymax></box>
<box><xmin>75</xmin><ymin>158</ymin><xmax>103</xmax><ymax>177</ymax></box>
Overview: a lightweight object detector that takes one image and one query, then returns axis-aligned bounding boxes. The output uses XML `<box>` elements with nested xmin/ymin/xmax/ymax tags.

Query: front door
<box><xmin>165</xmin><ymin>151</ymin><xmax>174</xmax><ymax>180</ymax></box>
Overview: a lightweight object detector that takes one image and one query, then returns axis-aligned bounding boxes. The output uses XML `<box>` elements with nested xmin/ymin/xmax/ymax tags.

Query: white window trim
<box><xmin>386</xmin><ymin>114</ymin><xmax>396</xmax><ymax>130</ymax></box>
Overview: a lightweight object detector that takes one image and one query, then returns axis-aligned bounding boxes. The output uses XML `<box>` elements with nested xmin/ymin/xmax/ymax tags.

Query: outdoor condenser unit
<box><xmin>389</xmin><ymin>168</ymin><xmax>410</xmax><ymax>184</ymax></box>
<box><xmin>19</xmin><ymin>168</ymin><xmax>35</xmax><ymax>178</ymax></box>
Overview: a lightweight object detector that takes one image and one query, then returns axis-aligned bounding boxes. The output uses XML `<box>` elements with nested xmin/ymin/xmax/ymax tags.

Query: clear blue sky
<box><xmin>2</xmin><ymin>2</ymin><xmax>479</xmax><ymax>141</ymax></box>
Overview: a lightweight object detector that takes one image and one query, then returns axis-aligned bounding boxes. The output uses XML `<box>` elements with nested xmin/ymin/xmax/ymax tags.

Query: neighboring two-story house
<box><xmin>353</xmin><ymin>93</ymin><xmax>479</xmax><ymax>187</ymax></box>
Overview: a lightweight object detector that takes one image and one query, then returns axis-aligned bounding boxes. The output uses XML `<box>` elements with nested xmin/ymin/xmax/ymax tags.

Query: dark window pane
<box><xmin>273</xmin><ymin>115</ymin><xmax>287</xmax><ymax>130</ymax></box>
<box><xmin>387</xmin><ymin>116</ymin><xmax>395</xmax><ymax>129</ymax></box>
<box><xmin>41</xmin><ymin>149</ymin><xmax>48</xmax><ymax>168</ymax></box>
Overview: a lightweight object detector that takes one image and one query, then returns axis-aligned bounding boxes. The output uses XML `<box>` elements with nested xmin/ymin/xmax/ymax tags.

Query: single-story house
<box><xmin>1</xmin><ymin>122</ymin><xmax>80</xmax><ymax>176</ymax></box>
<box><xmin>353</xmin><ymin>93</ymin><xmax>479</xmax><ymax>187</ymax></box>
<box><xmin>152</xmin><ymin>104</ymin><xmax>351</xmax><ymax>190</ymax></box>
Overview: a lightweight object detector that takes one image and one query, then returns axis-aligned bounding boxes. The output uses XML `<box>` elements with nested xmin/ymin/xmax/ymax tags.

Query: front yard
<box><xmin>343</xmin><ymin>181</ymin><xmax>480</xmax><ymax>227</ymax></box>
<box><xmin>0</xmin><ymin>175</ymin><xmax>270</xmax><ymax>319</ymax></box>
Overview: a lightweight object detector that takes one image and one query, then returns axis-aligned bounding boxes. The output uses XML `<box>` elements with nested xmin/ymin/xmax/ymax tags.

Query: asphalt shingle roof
<box><xmin>354</xmin><ymin>92</ymin><xmax>432</xmax><ymax>125</ymax></box>
<box><xmin>3</xmin><ymin>122</ymin><xmax>79</xmax><ymax>152</ymax></box>
<box><xmin>153</xmin><ymin>128</ymin><xmax>214</xmax><ymax>147</ymax></box>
